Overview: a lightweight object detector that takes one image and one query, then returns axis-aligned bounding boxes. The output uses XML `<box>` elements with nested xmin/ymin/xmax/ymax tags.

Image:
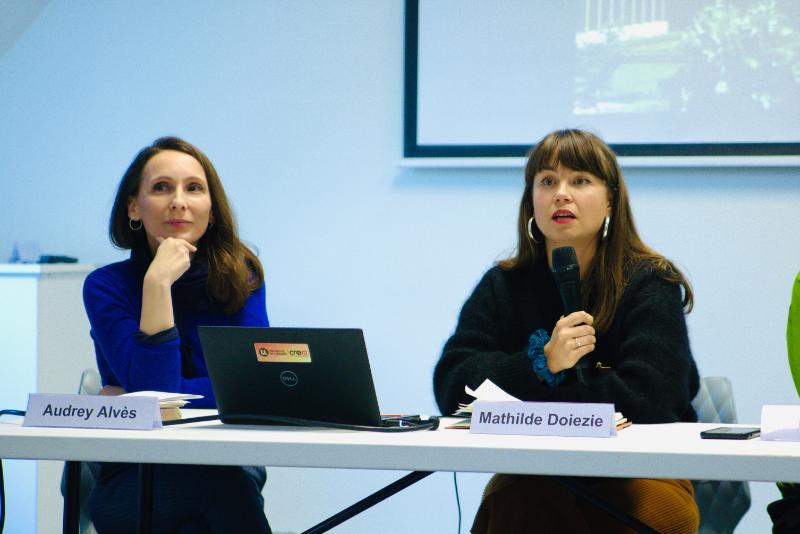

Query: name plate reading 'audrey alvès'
<box><xmin>23</xmin><ymin>393</ymin><xmax>161</xmax><ymax>430</ymax></box>
<box><xmin>470</xmin><ymin>401</ymin><xmax>616</xmax><ymax>438</ymax></box>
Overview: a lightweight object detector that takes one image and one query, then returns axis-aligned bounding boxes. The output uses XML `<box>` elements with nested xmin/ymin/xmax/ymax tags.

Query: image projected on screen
<box><xmin>410</xmin><ymin>0</ymin><xmax>800</xmax><ymax>154</ymax></box>
<box><xmin>575</xmin><ymin>0</ymin><xmax>800</xmax><ymax>125</ymax></box>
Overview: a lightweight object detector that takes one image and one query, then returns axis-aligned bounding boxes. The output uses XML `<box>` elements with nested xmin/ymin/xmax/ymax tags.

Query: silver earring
<box><xmin>527</xmin><ymin>217</ymin><xmax>541</xmax><ymax>244</ymax></box>
<box><xmin>129</xmin><ymin>218</ymin><xmax>143</xmax><ymax>231</ymax></box>
<box><xmin>602</xmin><ymin>216</ymin><xmax>610</xmax><ymax>239</ymax></box>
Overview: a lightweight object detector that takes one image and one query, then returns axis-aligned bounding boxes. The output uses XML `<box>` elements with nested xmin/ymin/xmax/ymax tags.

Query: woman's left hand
<box><xmin>543</xmin><ymin>311</ymin><xmax>596</xmax><ymax>373</ymax></box>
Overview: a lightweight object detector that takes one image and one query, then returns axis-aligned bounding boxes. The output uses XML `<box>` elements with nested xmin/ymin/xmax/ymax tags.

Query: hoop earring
<box><xmin>129</xmin><ymin>218</ymin><xmax>143</xmax><ymax>231</ymax></box>
<box><xmin>602</xmin><ymin>216</ymin><xmax>610</xmax><ymax>239</ymax></box>
<box><xmin>527</xmin><ymin>217</ymin><xmax>542</xmax><ymax>244</ymax></box>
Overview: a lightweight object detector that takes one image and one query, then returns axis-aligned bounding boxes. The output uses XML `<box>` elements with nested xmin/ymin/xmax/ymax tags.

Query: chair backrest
<box><xmin>692</xmin><ymin>376</ymin><xmax>738</xmax><ymax>425</ymax></box>
<box><xmin>77</xmin><ymin>368</ymin><xmax>102</xmax><ymax>396</ymax></box>
<box><xmin>691</xmin><ymin>376</ymin><xmax>751</xmax><ymax>534</ymax></box>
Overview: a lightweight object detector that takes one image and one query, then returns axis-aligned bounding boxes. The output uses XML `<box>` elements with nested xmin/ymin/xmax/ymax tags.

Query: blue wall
<box><xmin>1</xmin><ymin>2</ymin><xmax>798</xmax><ymax>532</ymax></box>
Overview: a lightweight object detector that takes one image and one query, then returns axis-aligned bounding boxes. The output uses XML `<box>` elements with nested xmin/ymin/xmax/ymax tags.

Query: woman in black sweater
<box><xmin>434</xmin><ymin>129</ymin><xmax>700</xmax><ymax>533</ymax></box>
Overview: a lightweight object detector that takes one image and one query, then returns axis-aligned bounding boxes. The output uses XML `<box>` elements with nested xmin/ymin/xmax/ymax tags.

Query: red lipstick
<box><xmin>551</xmin><ymin>210</ymin><xmax>576</xmax><ymax>224</ymax></box>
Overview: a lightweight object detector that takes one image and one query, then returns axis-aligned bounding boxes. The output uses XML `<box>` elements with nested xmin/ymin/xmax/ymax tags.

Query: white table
<box><xmin>1</xmin><ymin>417</ymin><xmax>796</xmax><ymax>482</ymax></box>
<box><xmin>2</xmin><ymin>414</ymin><xmax>797</xmax><ymax>532</ymax></box>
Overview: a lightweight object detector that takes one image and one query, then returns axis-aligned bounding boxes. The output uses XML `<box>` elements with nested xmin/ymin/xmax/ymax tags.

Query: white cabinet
<box><xmin>0</xmin><ymin>264</ymin><xmax>96</xmax><ymax>534</ymax></box>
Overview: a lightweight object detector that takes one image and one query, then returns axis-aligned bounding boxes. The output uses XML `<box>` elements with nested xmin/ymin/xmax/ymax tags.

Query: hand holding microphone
<box><xmin>544</xmin><ymin>311</ymin><xmax>596</xmax><ymax>373</ymax></box>
<box><xmin>547</xmin><ymin>246</ymin><xmax>595</xmax><ymax>383</ymax></box>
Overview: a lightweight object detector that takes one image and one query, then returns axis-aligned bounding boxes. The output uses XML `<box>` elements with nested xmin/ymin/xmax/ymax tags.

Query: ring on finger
<box><xmin>574</xmin><ymin>337</ymin><xmax>581</xmax><ymax>349</ymax></box>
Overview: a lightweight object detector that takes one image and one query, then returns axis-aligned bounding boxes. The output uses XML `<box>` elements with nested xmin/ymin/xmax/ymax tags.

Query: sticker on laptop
<box><xmin>254</xmin><ymin>343</ymin><xmax>312</xmax><ymax>363</ymax></box>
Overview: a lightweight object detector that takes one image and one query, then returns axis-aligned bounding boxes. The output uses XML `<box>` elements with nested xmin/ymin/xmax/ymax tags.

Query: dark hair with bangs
<box><xmin>498</xmin><ymin>129</ymin><xmax>692</xmax><ymax>333</ymax></box>
<box><xmin>109</xmin><ymin>136</ymin><xmax>264</xmax><ymax>314</ymax></box>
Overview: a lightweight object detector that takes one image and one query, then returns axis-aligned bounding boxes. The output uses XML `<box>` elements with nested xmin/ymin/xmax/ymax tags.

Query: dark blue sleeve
<box><xmin>238</xmin><ymin>283</ymin><xmax>269</xmax><ymax>328</ymax></box>
<box><xmin>84</xmin><ymin>269</ymin><xmax>269</xmax><ymax>399</ymax></box>
<box><xmin>84</xmin><ymin>268</ymin><xmax>186</xmax><ymax>393</ymax></box>
<box><xmin>181</xmin><ymin>283</ymin><xmax>269</xmax><ymax>407</ymax></box>
<box><xmin>178</xmin><ymin>282</ymin><xmax>269</xmax><ymax>406</ymax></box>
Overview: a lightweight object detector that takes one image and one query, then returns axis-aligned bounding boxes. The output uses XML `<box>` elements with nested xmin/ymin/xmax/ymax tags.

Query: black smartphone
<box><xmin>700</xmin><ymin>426</ymin><xmax>761</xmax><ymax>440</ymax></box>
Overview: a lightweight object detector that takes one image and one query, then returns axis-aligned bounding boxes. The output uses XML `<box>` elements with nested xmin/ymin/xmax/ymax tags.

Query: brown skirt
<box><xmin>472</xmin><ymin>475</ymin><xmax>699</xmax><ymax>534</ymax></box>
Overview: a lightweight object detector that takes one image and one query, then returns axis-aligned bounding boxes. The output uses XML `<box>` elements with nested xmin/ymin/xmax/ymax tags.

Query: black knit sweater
<box><xmin>434</xmin><ymin>259</ymin><xmax>699</xmax><ymax>424</ymax></box>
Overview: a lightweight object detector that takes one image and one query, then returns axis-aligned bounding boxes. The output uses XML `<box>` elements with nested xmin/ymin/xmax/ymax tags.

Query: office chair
<box><xmin>691</xmin><ymin>376</ymin><xmax>751</xmax><ymax>534</ymax></box>
<box><xmin>59</xmin><ymin>368</ymin><xmax>101</xmax><ymax>534</ymax></box>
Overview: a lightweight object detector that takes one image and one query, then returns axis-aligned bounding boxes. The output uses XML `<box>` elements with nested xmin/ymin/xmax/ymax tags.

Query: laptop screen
<box><xmin>198</xmin><ymin>326</ymin><xmax>382</xmax><ymax>426</ymax></box>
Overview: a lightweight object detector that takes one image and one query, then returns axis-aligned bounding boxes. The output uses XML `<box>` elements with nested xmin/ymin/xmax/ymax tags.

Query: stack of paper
<box><xmin>614</xmin><ymin>412</ymin><xmax>630</xmax><ymax>431</ymax></box>
<box><xmin>122</xmin><ymin>391</ymin><xmax>203</xmax><ymax>421</ymax></box>
<box><xmin>453</xmin><ymin>379</ymin><xmax>519</xmax><ymax>417</ymax></box>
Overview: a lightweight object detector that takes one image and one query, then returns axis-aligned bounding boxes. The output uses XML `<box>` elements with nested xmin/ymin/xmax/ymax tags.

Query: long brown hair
<box><xmin>499</xmin><ymin>129</ymin><xmax>692</xmax><ymax>333</ymax></box>
<box><xmin>110</xmin><ymin>136</ymin><xmax>264</xmax><ymax>313</ymax></box>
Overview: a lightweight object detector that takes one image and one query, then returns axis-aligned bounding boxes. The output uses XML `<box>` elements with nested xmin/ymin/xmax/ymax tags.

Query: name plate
<box><xmin>23</xmin><ymin>393</ymin><xmax>161</xmax><ymax>430</ymax></box>
<box><xmin>470</xmin><ymin>401</ymin><xmax>616</xmax><ymax>438</ymax></box>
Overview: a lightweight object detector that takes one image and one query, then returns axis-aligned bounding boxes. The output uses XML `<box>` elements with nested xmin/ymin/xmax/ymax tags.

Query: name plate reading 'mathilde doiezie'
<box><xmin>23</xmin><ymin>393</ymin><xmax>162</xmax><ymax>430</ymax></box>
<box><xmin>470</xmin><ymin>401</ymin><xmax>616</xmax><ymax>438</ymax></box>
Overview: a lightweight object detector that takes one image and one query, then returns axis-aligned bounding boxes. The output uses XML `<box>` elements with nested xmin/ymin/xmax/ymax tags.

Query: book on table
<box><xmin>121</xmin><ymin>391</ymin><xmax>204</xmax><ymax>422</ymax></box>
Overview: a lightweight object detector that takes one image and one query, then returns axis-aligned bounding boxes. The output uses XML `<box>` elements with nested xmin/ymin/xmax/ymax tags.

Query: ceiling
<box><xmin>0</xmin><ymin>0</ymin><xmax>51</xmax><ymax>60</ymax></box>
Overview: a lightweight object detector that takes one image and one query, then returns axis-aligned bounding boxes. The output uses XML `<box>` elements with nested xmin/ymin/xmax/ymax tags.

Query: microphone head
<box><xmin>552</xmin><ymin>246</ymin><xmax>581</xmax><ymax>315</ymax></box>
<box><xmin>552</xmin><ymin>246</ymin><xmax>579</xmax><ymax>277</ymax></box>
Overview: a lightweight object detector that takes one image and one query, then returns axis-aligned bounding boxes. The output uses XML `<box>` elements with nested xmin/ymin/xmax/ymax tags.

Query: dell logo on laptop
<box><xmin>280</xmin><ymin>371</ymin><xmax>299</xmax><ymax>387</ymax></box>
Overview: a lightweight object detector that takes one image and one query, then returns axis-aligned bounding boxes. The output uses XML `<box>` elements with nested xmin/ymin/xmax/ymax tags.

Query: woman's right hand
<box><xmin>139</xmin><ymin>237</ymin><xmax>197</xmax><ymax>335</ymax></box>
<box><xmin>543</xmin><ymin>311</ymin><xmax>596</xmax><ymax>373</ymax></box>
<box><xmin>144</xmin><ymin>237</ymin><xmax>197</xmax><ymax>287</ymax></box>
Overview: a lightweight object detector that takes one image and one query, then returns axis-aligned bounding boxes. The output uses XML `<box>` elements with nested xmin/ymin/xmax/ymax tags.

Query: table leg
<box><xmin>301</xmin><ymin>471</ymin><xmax>433</xmax><ymax>534</ymax></box>
<box><xmin>137</xmin><ymin>463</ymin><xmax>154</xmax><ymax>534</ymax></box>
<box><xmin>556</xmin><ymin>477</ymin><xmax>659</xmax><ymax>534</ymax></box>
<box><xmin>62</xmin><ymin>461</ymin><xmax>81</xmax><ymax>534</ymax></box>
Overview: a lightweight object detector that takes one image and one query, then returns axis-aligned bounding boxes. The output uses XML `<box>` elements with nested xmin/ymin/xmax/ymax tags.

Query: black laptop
<box><xmin>198</xmin><ymin>326</ymin><xmax>382</xmax><ymax>426</ymax></box>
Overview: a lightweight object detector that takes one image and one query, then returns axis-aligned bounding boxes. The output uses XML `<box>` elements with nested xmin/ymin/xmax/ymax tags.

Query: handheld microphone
<box><xmin>551</xmin><ymin>246</ymin><xmax>589</xmax><ymax>384</ymax></box>
<box><xmin>551</xmin><ymin>246</ymin><xmax>581</xmax><ymax>315</ymax></box>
